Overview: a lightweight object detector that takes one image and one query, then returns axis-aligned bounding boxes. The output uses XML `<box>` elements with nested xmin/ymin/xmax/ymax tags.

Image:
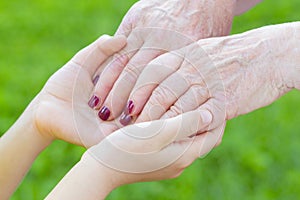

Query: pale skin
<box><xmin>1</xmin><ymin>0</ymin><xmax>240</xmax><ymax>198</ymax></box>
<box><xmin>91</xmin><ymin>0</ymin><xmax>262</xmax><ymax>123</ymax></box>
<box><xmin>0</xmin><ymin>35</ymin><xmax>127</xmax><ymax>199</ymax></box>
<box><xmin>1</xmin><ymin>0</ymin><xmax>284</xmax><ymax>199</ymax></box>
<box><xmin>92</xmin><ymin>0</ymin><xmax>238</xmax><ymax>121</ymax></box>
<box><xmin>94</xmin><ymin>22</ymin><xmax>300</xmax><ymax>146</ymax></box>
<box><xmin>130</xmin><ymin>22</ymin><xmax>300</xmax><ymax>121</ymax></box>
<box><xmin>0</xmin><ymin>35</ymin><xmax>215</xmax><ymax>200</ymax></box>
<box><xmin>46</xmin><ymin>110</ymin><xmax>214</xmax><ymax>200</ymax></box>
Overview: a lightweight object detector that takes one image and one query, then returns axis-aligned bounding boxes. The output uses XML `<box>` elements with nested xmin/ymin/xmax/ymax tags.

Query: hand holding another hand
<box><xmin>32</xmin><ymin>35</ymin><xmax>127</xmax><ymax>147</ymax></box>
<box><xmin>47</xmin><ymin>109</ymin><xmax>216</xmax><ymax>199</ymax></box>
<box><xmin>89</xmin><ymin>0</ymin><xmax>236</xmax><ymax>123</ymax></box>
<box><xmin>92</xmin><ymin>23</ymin><xmax>300</xmax><ymax>148</ymax></box>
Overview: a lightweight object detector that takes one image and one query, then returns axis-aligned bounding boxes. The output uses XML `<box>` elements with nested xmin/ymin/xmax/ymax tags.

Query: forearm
<box><xmin>223</xmin><ymin>22</ymin><xmax>300</xmax><ymax>91</ymax></box>
<box><xmin>0</xmin><ymin>104</ymin><xmax>52</xmax><ymax>199</ymax></box>
<box><xmin>278</xmin><ymin>22</ymin><xmax>300</xmax><ymax>90</ymax></box>
<box><xmin>198</xmin><ymin>22</ymin><xmax>300</xmax><ymax>119</ymax></box>
<box><xmin>46</xmin><ymin>152</ymin><xmax>118</xmax><ymax>200</ymax></box>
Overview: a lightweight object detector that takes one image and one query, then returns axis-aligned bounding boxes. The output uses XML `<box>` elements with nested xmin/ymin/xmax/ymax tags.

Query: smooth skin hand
<box><xmin>46</xmin><ymin>109</ymin><xmax>214</xmax><ymax>200</ymax></box>
<box><xmin>90</xmin><ymin>0</ymin><xmax>238</xmax><ymax>123</ymax></box>
<box><xmin>114</xmin><ymin>22</ymin><xmax>300</xmax><ymax>145</ymax></box>
<box><xmin>34</xmin><ymin>35</ymin><xmax>127</xmax><ymax>147</ymax></box>
<box><xmin>0</xmin><ymin>35</ymin><xmax>126</xmax><ymax>199</ymax></box>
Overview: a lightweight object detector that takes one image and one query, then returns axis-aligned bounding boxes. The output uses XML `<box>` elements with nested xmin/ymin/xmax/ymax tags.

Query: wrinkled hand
<box><xmin>32</xmin><ymin>35</ymin><xmax>127</xmax><ymax>147</ymax></box>
<box><xmin>111</xmin><ymin>23</ymin><xmax>299</xmax><ymax>145</ymax></box>
<box><xmin>89</xmin><ymin>0</ymin><xmax>236</xmax><ymax>124</ymax></box>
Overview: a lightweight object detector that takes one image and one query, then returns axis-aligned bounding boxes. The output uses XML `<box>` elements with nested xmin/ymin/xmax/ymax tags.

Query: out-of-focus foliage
<box><xmin>0</xmin><ymin>0</ymin><xmax>299</xmax><ymax>199</ymax></box>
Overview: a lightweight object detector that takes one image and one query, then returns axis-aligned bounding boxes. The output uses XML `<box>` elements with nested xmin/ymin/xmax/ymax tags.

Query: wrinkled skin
<box><xmin>92</xmin><ymin>0</ymin><xmax>236</xmax><ymax>122</ymax></box>
<box><xmin>118</xmin><ymin>23</ymin><xmax>300</xmax><ymax>145</ymax></box>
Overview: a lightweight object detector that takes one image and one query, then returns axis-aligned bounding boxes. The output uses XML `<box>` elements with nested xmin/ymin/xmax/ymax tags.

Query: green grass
<box><xmin>0</xmin><ymin>0</ymin><xmax>299</xmax><ymax>199</ymax></box>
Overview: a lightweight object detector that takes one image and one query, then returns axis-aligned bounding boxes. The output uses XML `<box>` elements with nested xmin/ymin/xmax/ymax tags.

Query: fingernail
<box><xmin>93</xmin><ymin>75</ymin><xmax>100</xmax><ymax>85</ymax></box>
<box><xmin>201</xmin><ymin>110</ymin><xmax>213</xmax><ymax>124</ymax></box>
<box><xmin>119</xmin><ymin>114</ymin><xmax>132</xmax><ymax>126</ymax></box>
<box><xmin>88</xmin><ymin>95</ymin><xmax>100</xmax><ymax>109</ymax></box>
<box><xmin>124</xmin><ymin>100</ymin><xmax>134</xmax><ymax>115</ymax></box>
<box><xmin>98</xmin><ymin>106</ymin><xmax>110</xmax><ymax>121</ymax></box>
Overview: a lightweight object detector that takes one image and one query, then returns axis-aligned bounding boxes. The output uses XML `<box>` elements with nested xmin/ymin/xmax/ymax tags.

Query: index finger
<box><xmin>71</xmin><ymin>35</ymin><xmax>127</xmax><ymax>77</ymax></box>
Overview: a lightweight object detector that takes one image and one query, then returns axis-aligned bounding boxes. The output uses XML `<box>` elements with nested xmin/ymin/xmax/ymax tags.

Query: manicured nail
<box><xmin>119</xmin><ymin>114</ymin><xmax>132</xmax><ymax>126</ymax></box>
<box><xmin>201</xmin><ymin>110</ymin><xmax>213</xmax><ymax>124</ymax></box>
<box><xmin>124</xmin><ymin>100</ymin><xmax>134</xmax><ymax>115</ymax></box>
<box><xmin>88</xmin><ymin>95</ymin><xmax>100</xmax><ymax>109</ymax></box>
<box><xmin>93</xmin><ymin>75</ymin><xmax>100</xmax><ymax>85</ymax></box>
<box><xmin>98</xmin><ymin>106</ymin><xmax>110</xmax><ymax>121</ymax></box>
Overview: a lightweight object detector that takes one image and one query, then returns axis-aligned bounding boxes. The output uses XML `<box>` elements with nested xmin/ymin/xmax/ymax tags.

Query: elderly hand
<box><xmin>32</xmin><ymin>35</ymin><xmax>127</xmax><ymax>148</ymax></box>
<box><xmin>89</xmin><ymin>0</ymin><xmax>236</xmax><ymax>123</ymax></box>
<box><xmin>111</xmin><ymin>22</ymin><xmax>300</xmax><ymax>145</ymax></box>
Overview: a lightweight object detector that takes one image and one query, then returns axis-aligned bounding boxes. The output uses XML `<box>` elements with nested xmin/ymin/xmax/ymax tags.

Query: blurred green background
<box><xmin>1</xmin><ymin>0</ymin><xmax>300</xmax><ymax>199</ymax></box>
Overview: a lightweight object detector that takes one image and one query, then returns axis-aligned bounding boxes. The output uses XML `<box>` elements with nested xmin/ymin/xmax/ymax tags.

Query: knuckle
<box><xmin>169</xmin><ymin>104</ymin><xmax>183</xmax><ymax>116</ymax></box>
<box><xmin>96</xmin><ymin>43</ymin><xmax>110</xmax><ymax>56</ymax></box>
<box><xmin>191</xmin><ymin>84</ymin><xmax>209</xmax><ymax>98</ymax></box>
<box><xmin>123</xmin><ymin>64</ymin><xmax>141</xmax><ymax>84</ymax></box>
<box><xmin>151</xmin><ymin>86</ymin><xmax>172</xmax><ymax>107</ymax></box>
<box><xmin>115</xmin><ymin>53</ymin><xmax>129</xmax><ymax>65</ymax></box>
<box><xmin>97</xmin><ymin>80</ymin><xmax>112</xmax><ymax>95</ymax></box>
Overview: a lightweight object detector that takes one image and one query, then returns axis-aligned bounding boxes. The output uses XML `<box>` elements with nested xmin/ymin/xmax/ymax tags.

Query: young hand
<box><xmin>32</xmin><ymin>35</ymin><xmax>127</xmax><ymax>147</ymax></box>
<box><xmin>46</xmin><ymin>109</ymin><xmax>216</xmax><ymax>199</ymax></box>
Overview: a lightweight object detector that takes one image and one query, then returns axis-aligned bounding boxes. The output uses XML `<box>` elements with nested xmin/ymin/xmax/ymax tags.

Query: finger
<box><xmin>197</xmin><ymin>123</ymin><xmax>226</xmax><ymax>158</ymax></box>
<box><xmin>92</xmin><ymin>29</ymin><xmax>146</xmax><ymax>87</ymax></box>
<box><xmin>87</xmin><ymin>110</ymin><xmax>213</xmax><ymax>174</ymax></box>
<box><xmin>136</xmin><ymin>61</ymin><xmax>205</xmax><ymax>123</ymax></box>
<box><xmin>163</xmin><ymin>123</ymin><xmax>225</xmax><ymax>166</ymax></box>
<box><xmin>72</xmin><ymin>35</ymin><xmax>127</xmax><ymax>77</ymax></box>
<box><xmin>115</xmin><ymin>109</ymin><xmax>212</xmax><ymax>153</ymax></box>
<box><xmin>136</xmin><ymin>71</ymin><xmax>191</xmax><ymax>122</ymax></box>
<box><xmin>88</xmin><ymin>53</ymin><xmax>130</xmax><ymax>110</ymax></box>
<box><xmin>88</xmin><ymin>31</ymin><xmax>145</xmax><ymax>111</ymax></box>
<box><xmin>97</xmin><ymin>48</ymin><xmax>163</xmax><ymax>121</ymax></box>
<box><xmin>148</xmin><ymin>124</ymin><xmax>225</xmax><ymax>178</ymax></box>
<box><xmin>117</xmin><ymin>52</ymin><xmax>184</xmax><ymax>125</ymax></box>
<box><xmin>160</xmin><ymin>85</ymin><xmax>210</xmax><ymax>119</ymax></box>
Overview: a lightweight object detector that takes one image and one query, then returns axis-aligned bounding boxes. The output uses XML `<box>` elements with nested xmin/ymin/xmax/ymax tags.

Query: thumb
<box><xmin>118</xmin><ymin>109</ymin><xmax>213</xmax><ymax>152</ymax></box>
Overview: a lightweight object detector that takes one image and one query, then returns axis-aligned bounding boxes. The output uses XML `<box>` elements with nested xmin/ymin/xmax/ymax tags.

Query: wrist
<box><xmin>46</xmin><ymin>151</ymin><xmax>120</xmax><ymax>199</ymax></box>
<box><xmin>197</xmin><ymin>23</ymin><xmax>296</xmax><ymax>119</ymax></box>
<box><xmin>81</xmin><ymin>152</ymin><xmax>119</xmax><ymax>195</ymax></box>
<box><xmin>278</xmin><ymin>22</ymin><xmax>300</xmax><ymax>90</ymax></box>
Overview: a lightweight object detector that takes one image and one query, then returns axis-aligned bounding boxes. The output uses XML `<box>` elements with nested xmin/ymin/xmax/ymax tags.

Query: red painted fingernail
<box><xmin>88</xmin><ymin>95</ymin><xmax>100</xmax><ymax>109</ymax></box>
<box><xmin>119</xmin><ymin>114</ymin><xmax>132</xmax><ymax>126</ymax></box>
<box><xmin>92</xmin><ymin>75</ymin><xmax>100</xmax><ymax>85</ymax></box>
<box><xmin>98</xmin><ymin>106</ymin><xmax>110</xmax><ymax>121</ymax></box>
<box><xmin>124</xmin><ymin>100</ymin><xmax>134</xmax><ymax>115</ymax></box>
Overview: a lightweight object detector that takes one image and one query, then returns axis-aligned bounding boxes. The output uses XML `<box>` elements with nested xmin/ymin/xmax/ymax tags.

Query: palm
<box><xmin>33</xmin><ymin>36</ymin><xmax>126</xmax><ymax>147</ymax></box>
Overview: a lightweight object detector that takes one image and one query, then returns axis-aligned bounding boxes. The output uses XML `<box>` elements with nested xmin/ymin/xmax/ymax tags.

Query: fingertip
<box><xmin>114</xmin><ymin>34</ymin><xmax>127</xmax><ymax>43</ymax></box>
<box><xmin>109</xmin><ymin>35</ymin><xmax>127</xmax><ymax>49</ymax></box>
<box><xmin>98</xmin><ymin>34</ymin><xmax>112</xmax><ymax>42</ymax></box>
<box><xmin>199</xmin><ymin>109</ymin><xmax>213</xmax><ymax>124</ymax></box>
